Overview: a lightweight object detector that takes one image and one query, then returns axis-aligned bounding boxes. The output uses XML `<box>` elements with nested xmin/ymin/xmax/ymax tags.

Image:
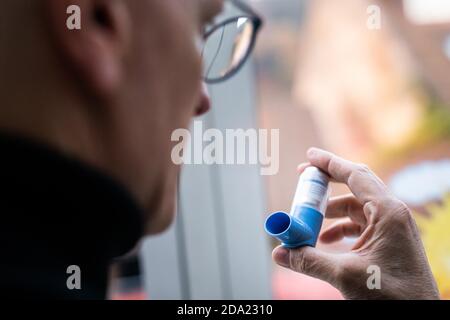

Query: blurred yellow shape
<box><xmin>416</xmin><ymin>194</ymin><xmax>450</xmax><ymax>299</ymax></box>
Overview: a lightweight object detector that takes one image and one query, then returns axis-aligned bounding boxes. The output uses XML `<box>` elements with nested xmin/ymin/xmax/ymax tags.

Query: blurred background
<box><xmin>113</xmin><ymin>0</ymin><xmax>450</xmax><ymax>300</ymax></box>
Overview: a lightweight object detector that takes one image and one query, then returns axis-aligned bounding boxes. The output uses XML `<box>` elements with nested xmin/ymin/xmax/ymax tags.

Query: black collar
<box><xmin>0</xmin><ymin>133</ymin><xmax>143</xmax><ymax>299</ymax></box>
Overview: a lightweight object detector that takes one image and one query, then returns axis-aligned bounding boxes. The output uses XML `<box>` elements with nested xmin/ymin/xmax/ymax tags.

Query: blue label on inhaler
<box><xmin>264</xmin><ymin>167</ymin><xmax>329</xmax><ymax>248</ymax></box>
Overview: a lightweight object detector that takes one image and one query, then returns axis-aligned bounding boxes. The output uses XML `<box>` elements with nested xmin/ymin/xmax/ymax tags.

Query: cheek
<box><xmin>141</xmin><ymin>1</ymin><xmax>202</xmax><ymax>126</ymax></box>
<box><xmin>166</xmin><ymin>34</ymin><xmax>203</xmax><ymax>126</ymax></box>
<box><xmin>124</xmin><ymin>1</ymin><xmax>203</xmax><ymax>225</ymax></box>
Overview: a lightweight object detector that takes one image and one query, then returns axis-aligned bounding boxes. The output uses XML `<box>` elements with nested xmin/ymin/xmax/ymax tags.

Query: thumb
<box><xmin>273</xmin><ymin>246</ymin><xmax>340</xmax><ymax>285</ymax></box>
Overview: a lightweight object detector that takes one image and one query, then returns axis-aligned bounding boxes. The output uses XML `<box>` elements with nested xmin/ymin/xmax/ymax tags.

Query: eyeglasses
<box><xmin>202</xmin><ymin>0</ymin><xmax>263</xmax><ymax>84</ymax></box>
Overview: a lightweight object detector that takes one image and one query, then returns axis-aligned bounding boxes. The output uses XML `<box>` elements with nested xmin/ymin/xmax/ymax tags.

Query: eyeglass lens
<box><xmin>203</xmin><ymin>17</ymin><xmax>254</xmax><ymax>82</ymax></box>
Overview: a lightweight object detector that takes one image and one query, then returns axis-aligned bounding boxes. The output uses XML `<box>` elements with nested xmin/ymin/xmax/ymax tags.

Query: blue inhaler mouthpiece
<box><xmin>264</xmin><ymin>167</ymin><xmax>330</xmax><ymax>248</ymax></box>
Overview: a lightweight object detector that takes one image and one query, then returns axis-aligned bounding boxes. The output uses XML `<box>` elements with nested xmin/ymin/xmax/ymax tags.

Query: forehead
<box><xmin>198</xmin><ymin>0</ymin><xmax>225</xmax><ymax>16</ymax></box>
<box><xmin>142</xmin><ymin>0</ymin><xmax>224</xmax><ymax>18</ymax></box>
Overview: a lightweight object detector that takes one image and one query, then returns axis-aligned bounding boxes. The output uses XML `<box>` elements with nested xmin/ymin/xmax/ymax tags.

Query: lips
<box><xmin>196</xmin><ymin>82</ymin><xmax>211</xmax><ymax>116</ymax></box>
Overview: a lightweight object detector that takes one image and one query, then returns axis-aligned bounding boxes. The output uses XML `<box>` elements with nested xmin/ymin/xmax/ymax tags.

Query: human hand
<box><xmin>272</xmin><ymin>148</ymin><xmax>440</xmax><ymax>299</ymax></box>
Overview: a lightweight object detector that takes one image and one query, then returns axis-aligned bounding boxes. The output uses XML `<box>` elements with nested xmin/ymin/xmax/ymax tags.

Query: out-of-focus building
<box><xmin>293</xmin><ymin>0</ymin><xmax>427</xmax><ymax>162</ymax></box>
<box><xmin>293</xmin><ymin>0</ymin><xmax>450</xmax><ymax>166</ymax></box>
<box><xmin>385</xmin><ymin>0</ymin><xmax>450</xmax><ymax>105</ymax></box>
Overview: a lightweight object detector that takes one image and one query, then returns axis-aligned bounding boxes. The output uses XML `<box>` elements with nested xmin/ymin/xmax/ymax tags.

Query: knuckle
<box><xmin>395</xmin><ymin>200</ymin><xmax>411</xmax><ymax>215</ymax></box>
<box><xmin>380</xmin><ymin>197</ymin><xmax>414</xmax><ymax>227</ymax></box>
<box><xmin>364</xmin><ymin>200</ymin><xmax>382</xmax><ymax>221</ymax></box>
<box><xmin>348</xmin><ymin>163</ymin><xmax>373</xmax><ymax>185</ymax></box>
<box><xmin>290</xmin><ymin>249</ymin><xmax>311</xmax><ymax>274</ymax></box>
<box><xmin>355</xmin><ymin>163</ymin><xmax>371</xmax><ymax>175</ymax></box>
<box><xmin>328</xmin><ymin>157</ymin><xmax>342</xmax><ymax>175</ymax></box>
<box><xmin>391</xmin><ymin>204</ymin><xmax>413</xmax><ymax>225</ymax></box>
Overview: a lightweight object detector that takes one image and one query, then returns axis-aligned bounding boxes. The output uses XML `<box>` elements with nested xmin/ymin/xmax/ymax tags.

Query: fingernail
<box><xmin>274</xmin><ymin>247</ymin><xmax>290</xmax><ymax>268</ymax></box>
<box><xmin>307</xmin><ymin>147</ymin><xmax>319</xmax><ymax>159</ymax></box>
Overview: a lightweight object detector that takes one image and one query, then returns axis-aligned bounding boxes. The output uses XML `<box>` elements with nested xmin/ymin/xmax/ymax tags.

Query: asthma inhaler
<box><xmin>264</xmin><ymin>167</ymin><xmax>330</xmax><ymax>248</ymax></box>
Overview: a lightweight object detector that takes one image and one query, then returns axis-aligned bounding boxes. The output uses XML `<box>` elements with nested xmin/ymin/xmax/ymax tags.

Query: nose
<box><xmin>195</xmin><ymin>82</ymin><xmax>211</xmax><ymax>116</ymax></box>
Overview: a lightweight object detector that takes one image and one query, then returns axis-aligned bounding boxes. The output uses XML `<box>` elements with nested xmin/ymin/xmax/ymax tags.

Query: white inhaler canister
<box><xmin>264</xmin><ymin>167</ymin><xmax>330</xmax><ymax>248</ymax></box>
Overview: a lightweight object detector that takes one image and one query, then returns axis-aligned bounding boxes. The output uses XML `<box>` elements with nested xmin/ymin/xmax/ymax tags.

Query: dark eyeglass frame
<box><xmin>202</xmin><ymin>0</ymin><xmax>263</xmax><ymax>84</ymax></box>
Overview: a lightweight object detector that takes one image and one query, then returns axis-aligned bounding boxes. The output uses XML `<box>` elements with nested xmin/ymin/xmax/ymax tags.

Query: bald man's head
<box><xmin>0</xmin><ymin>0</ymin><xmax>224</xmax><ymax>235</ymax></box>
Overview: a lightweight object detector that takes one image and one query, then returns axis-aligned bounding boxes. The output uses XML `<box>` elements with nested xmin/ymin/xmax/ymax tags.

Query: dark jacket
<box><xmin>0</xmin><ymin>133</ymin><xmax>143</xmax><ymax>299</ymax></box>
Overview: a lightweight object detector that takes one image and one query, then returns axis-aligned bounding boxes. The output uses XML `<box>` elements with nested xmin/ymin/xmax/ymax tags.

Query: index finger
<box><xmin>306</xmin><ymin>148</ymin><xmax>389</xmax><ymax>205</ymax></box>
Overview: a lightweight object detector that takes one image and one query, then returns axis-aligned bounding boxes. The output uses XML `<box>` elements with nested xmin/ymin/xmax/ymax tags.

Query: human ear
<box><xmin>44</xmin><ymin>0</ymin><xmax>131</xmax><ymax>98</ymax></box>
